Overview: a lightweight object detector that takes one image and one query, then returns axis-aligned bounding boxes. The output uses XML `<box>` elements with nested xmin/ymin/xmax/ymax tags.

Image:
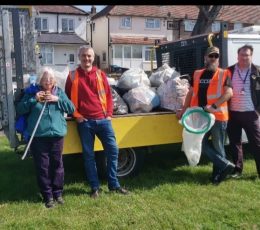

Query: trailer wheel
<box><xmin>95</xmin><ymin>147</ymin><xmax>145</xmax><ymax>178</ymax></box>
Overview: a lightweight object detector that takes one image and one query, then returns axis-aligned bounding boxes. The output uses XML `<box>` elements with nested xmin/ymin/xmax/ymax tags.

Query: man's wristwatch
<box><xmin>211</xmin><ymin>103</ymin><xmax>217</xmax><ymax>109</ymax></box>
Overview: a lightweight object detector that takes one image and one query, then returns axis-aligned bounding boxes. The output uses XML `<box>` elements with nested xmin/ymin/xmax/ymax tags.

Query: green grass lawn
<box><xmin>1</xmin><ymin>136</ymin><xmax>260</xmax><ymax>229</ymax></box>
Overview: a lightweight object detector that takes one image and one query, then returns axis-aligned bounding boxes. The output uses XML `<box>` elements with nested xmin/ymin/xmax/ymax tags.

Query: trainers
<box><xmin>212</xmin><ymin>174</ymin><xmax>221</xmax><ymax>185</ymax></box>
<box><xmin>219</xmin><ymin>162</ymin><xmax>235</xmax><ymax>182</ymax></box>
<box><xmin>90</xmin><ymin>188</ymin><xmax>102</xmax><ymax>199</ymax></box>
<box><xmin>109</xmin><ymin>187</ymin><xmax>129</xmax><ymax>195</ymax></box>
<box><xmin>45</xmin><ymin>198</ymin><xmax>55</xmax><ymax>208</ymax></box>
<box><xmin>55</xmin><ymin>196</ymin><xmax>65</xmax><ymax>205</ymax></box>
<box><xmin>231</xmin><ymin>171</ymin><xmax>242</xmax><ymax>179</ymax></box>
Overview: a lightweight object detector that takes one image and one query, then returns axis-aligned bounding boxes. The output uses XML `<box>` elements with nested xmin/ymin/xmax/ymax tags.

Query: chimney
<box><xmin>91</xmin><ymin>5</ymin><xmax>97</xmax><ymax>14</ymax></box>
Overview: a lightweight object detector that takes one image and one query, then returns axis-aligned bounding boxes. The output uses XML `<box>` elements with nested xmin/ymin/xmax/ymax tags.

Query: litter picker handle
<box><xmin>21</xmin><ymin>101</ymin><xmax>47</xmax><ymax>160</ymax></box>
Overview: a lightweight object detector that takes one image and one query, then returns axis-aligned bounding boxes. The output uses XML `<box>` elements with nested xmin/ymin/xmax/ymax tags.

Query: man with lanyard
<box><xmin>227</xmin><ymin>44</ymin><xmax>260</xmax><ymax>179</ymax></box>
<box><xmin>177</xmin><ymin>46</ymin><xmax>235</xmax><ymax>185</ymax></box>
<box><xmin>65</xmin><ymin>46</ymin><xmax>128</xmax><ymax>198</ymax></box>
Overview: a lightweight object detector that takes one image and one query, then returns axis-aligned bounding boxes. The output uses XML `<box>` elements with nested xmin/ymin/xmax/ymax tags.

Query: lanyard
<box><xmin>237</xmin><ymin>68</ymin><xmax>250</xmax><ymax>85</ymax></box>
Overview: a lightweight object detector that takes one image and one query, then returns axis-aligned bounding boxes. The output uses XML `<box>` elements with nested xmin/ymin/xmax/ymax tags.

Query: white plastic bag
<box><xmin>53</xmin><ymin>67</ymin><xmax>70</xmax><ymax>91</ymax></box>
<box><xmin>117</xmin><ymin>68</ymin><xmax>150</xmax><ymax>91</ymax></box>
<box><xmin>181</xmin><ymin>107</ymin><xmax>215</xmax><ymax>166</ymax></box>
<box><xmin>123</xmin><ymin>86</ymin><xmax>160</xmax><ymax>113</ymax></box>
<box><xmin>157</xmin><ymin>76</ymin><xmax>189</xmax><ymax>112</ymax></box>
<box><xmin>149</xmin><ymin>64</ymin><xmax>176</xmax><ymax>87</ymax></box>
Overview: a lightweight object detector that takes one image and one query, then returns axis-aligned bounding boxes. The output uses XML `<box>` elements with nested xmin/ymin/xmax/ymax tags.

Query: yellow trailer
<box><xmin>63</xmin><ymin>112</ymin><xmax>183</xmax><ymax>177</ymax></box>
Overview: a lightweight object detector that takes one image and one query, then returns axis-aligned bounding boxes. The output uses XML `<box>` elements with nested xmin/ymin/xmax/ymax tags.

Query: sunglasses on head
<box><xmin>208</xmin><ymin>53</ymin><xmax>219</xmax><ymax>59</ymax></box>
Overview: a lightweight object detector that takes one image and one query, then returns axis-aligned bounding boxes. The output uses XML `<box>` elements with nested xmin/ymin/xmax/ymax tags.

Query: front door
<box><xmin>67</xmin><ymin>53</ymin><xmax>76</xmax><ymax>70</ymax></box>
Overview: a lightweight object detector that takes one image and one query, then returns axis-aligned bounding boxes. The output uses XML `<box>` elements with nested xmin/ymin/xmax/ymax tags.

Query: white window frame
<box><xmin>120</xmin><ymin>16</ymin><xmax>132</xmax><ymax>29</ymax></box>
<box><xmin>184</xmin><ymin>19</ymin><xmax>196</xmax><ymax>32</ymax></box>
<box><xmin>114</xmin><ymin>45</ymin><xmax>123</xmax><ymax>59</ymax></box>
<box><xmin>145</xmin><ymin>18</ymin><xmax>160</xmax><ymax>30</ymax></box>
<box><xmin>143</xmin><ymin>46</ymin><xmax>156</xmax><ymax>62</ymax></box>
<box><xmin>123</xmin><ymin>46</ymin><xmax>131</xmax><ymax>59</ymax></box>
<box><xmin>41</xmin><ymin>45</ymin><xmax>54</xmax><ymax>65</ymax></box>
<box><xmin>61</xmin><ymin>18</ymin><xmax>74</xmax><ymax>32</ymax></box>
<box><xmin>132</xmin><ymin>45</ymin><xmax>142</xmax><ymax>59</ymax></box>
<box><xmin>211</xmin><ymin>21</ymin><xmax>221</xmax><ymax>32</ymax></box>
<box><xmin>35</xmin><ymin>17</ymin><xmax>49</xmax><ymax>31</ymax></box>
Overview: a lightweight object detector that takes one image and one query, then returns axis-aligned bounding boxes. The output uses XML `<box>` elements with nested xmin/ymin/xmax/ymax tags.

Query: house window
<box><xmin>62</xmin><ymin>18</ymin><xmax>74</xmax><ymax>32</ymax></box>
<box><xmin>121</xmin><ymin>17</ymin><xmax>131</xmax><ymax>28</ymax></box>
<box><xmin>69</xmin><ymin>54</ymin><xmax>74</xmax><ymax>62</ymax></box>
<box><xmin>211</xmin><ymin>22</ymin><xmax>220</xmax><ymax>32</ymax></box>
<box><xmin>123</xmin><ymin>46</ymin><xmax>131</xmax><ymax>58</ymax></box>
<box><xmin>145</xmin><ymin>18</ymin><xmax>160</xmax><ymax>29</ymax></box>
<box><xmin>102</xmin><ymin>52</ymin><xmax>106</xmax><ymax>62</ymax></box>
<box><xmin>167</xmin><ymin>20</ymin><xmax>179</xmax><ymax>30</ymax></box>
<box><xmin>114</xmin><ymin>45</ymin><xmax>122</xmax><ymax>58</ymax></box>
<box><xmin>41</xmin><ymin>45</ymin><xmax>54</xmax><ymax>65</ymax></box>
<box><xmin>35</xmin><ymin>17</ymin><xmax>48</xmax><ymax>31</ymax></box>
<box><xmin>132</xmin><ymin>45</ymin><xmax>142</xmax><ymax>58</ymax></box>
<box><xmin>234</xmin><ymin>22</ymin><xmax>243</xmax><ymax>30</ymax></box>
<box><xmin>184</xmin><ymin>20</ymin><xmax>196</xmax><ymax>32</ymax></box>
<box><xmin>144</xmin><ymin>46</ymin><xmax>156</xmax><ymax>61</ymax></box>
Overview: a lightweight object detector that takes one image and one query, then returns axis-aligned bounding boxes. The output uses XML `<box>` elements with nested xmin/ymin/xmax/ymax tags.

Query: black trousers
<box><xmin>31</xmin><ymin>137</ymin><xmax>64</xmax><ymax>201</ymax></box>
<box><xmin>227</xmin><ymin>111</ymin><xmax>260</xmax><ymax>175</ymax></box>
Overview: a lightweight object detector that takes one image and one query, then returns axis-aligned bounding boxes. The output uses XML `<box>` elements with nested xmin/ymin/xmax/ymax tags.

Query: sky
<box><xmin>74</xmin><ymin>5</ymin><xmax>106</xmax><ymax>13</ymax></box>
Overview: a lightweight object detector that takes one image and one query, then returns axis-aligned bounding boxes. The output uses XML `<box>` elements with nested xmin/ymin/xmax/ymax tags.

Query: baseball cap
<box><xmin>205</xmin><ymin>46</ymin><xmax>219</xmax><ymax>56</ymax></box>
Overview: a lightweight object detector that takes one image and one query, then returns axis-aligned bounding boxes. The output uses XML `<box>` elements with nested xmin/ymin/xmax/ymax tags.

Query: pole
<box><xmin>21</xmin><ymin>101</ymin><xmax>47</xmax><ymax>160</ymax></box>
<box><xmin>151</xmin><ymin>47</ymin><xmax>154</xmax><ymax>72</ymax></box>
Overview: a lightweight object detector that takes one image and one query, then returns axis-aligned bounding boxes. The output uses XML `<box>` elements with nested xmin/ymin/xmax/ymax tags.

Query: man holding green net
<box><xmin>177</xmin><ymin>46</ymin><xmax>235</xmax><ymax>185</ymax></box>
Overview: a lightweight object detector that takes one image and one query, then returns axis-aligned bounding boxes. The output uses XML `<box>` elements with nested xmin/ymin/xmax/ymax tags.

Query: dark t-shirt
<box><xmin>190</xmin><ymin>69</ymin><xmax>232</xmax><ymax>107</ymax></box>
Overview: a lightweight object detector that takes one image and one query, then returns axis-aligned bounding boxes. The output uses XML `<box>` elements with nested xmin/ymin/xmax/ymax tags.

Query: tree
<box><xmin>191</xmin><ymin>5</ymin><xmax>223</xmax><ymax>36</ymax></box>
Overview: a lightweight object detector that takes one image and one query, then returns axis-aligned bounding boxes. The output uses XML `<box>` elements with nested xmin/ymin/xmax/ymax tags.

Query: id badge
<box><xmin>239</xmin><ymin>89</ymin><xmax>245</xmax><ymax>95</ymax></box>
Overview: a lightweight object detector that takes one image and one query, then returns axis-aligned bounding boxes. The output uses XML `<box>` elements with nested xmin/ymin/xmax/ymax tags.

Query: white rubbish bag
<box><xmin>123</xmin><ymin>86</ymin><xmax>160</xmax><ymax>113</ymax></box>
<box><xmin>149</xmin><ymin>63</ymin><xmax>176</xmax><ymax>87</ymax></box>
<box><xmin>157</xmin><ymin>76</ymin><xmax>189</xmax><ymax>112</ymax></box>
<box><xmin>180</xmin><ymin>107</ymin><xmax>215</xmax><ymax>166</ymax></box>
<box><xmin>117</xmin><ymin>68</ymin><xmax>150</xmax><ymax>91</ymax></box>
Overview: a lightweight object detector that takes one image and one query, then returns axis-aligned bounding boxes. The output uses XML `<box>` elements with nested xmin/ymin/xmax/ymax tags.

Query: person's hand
<box><xmin>44</xmin><ymin>93</ymin><xmax>59</xmax><ymax>102</ymax></box>
<box><xmin>176</xmin><ymin>108</ymin><xmax>186</xmax><ymax>120</ymax></box>
<box><xmin>204</xmin><ymin>104</ymin><xmax>216</xmax><ymax>114</ymax></box>
<box><xmin>106</xmin><ymin>116</ymin><xmax>112</xmax><ymax>120</ymax></box>
<box><xmin>76</xmin><ymin>117</ymin><xmax>87</xmax><ymax>123</ymax></box>
<box><xmin>35</xmin><ymin>91</ymin><xmax>45</xmax><ymax>102</ymax></box>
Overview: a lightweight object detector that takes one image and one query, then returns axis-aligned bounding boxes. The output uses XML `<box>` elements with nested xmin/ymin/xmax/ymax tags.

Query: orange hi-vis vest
<box><xmin>190</xmin><ymin>68</ymin><xmax>229</xmax><ymax>121</ymax></box>
<box><xmin>69</xmin><ymin>69</ymin><xmax>107</xmax><ymax>118</ymax></box>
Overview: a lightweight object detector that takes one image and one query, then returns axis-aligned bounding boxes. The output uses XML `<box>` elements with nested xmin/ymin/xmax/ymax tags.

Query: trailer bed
<box><xmin>63</xmin><ymin>112</ymin><xmax>183</xmax><ymax>154</ymax></box>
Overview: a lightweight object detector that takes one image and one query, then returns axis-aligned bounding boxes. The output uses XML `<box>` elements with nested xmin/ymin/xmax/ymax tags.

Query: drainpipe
<box><xmin>57</xmin><ymin>14</ymin><xmax>59</xmax><ymax>33</ymax></box>
<box><xmin>90</xmin><ymin>22</ymin><xmax>93</xmax><ymax>47</ymax></box>
<box><xmin>178</xmin><ymin>19</ymin><xmax>182</xmax><ymax>39</ymax></box>
<box><xmin>107</xmin><ymin>15</ymin><xmax>110</xmax><ymax>72</ymax></box>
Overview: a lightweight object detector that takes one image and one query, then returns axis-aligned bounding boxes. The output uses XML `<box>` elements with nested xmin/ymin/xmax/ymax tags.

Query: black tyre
<box><xmin>95</xmin><ymin>147</ymin><xmax>146</xmax><ymax>178</ymax></box>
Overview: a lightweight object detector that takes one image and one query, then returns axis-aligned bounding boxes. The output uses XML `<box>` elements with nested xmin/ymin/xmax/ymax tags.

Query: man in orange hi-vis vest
<box><xmin>65</xmin><ymin>46</ymin><xmax>129</xmax><ymax>198</ymax></box>
<box><xmin>177</xmin><ymin>46</ymin><xmax>235</xmax><ymax>185</ymax></box>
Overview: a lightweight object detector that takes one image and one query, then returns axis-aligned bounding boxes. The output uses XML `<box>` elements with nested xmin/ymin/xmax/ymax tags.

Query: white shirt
<box><xmin>229</xmin><ymin>64</ymin><xmax>255</xmax><ymax>112</ymax></box>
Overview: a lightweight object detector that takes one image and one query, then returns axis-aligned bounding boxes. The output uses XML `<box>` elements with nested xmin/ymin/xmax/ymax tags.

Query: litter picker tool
<box><xmin>21</xmin><ymin>100</ymin><xmax>47</xmax><ymax>160</ymax></box>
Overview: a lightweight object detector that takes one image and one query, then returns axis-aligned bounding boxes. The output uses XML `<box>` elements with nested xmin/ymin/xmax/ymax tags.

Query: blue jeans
<box><xmin>202</xmin><ymin>120</ymin><xmax>230</xmax><ymax>176</ymax></box>
<box><xmin>77</xmin><ymin>119</ymin><xmax>120</xmax><ymax>190</ymax></box>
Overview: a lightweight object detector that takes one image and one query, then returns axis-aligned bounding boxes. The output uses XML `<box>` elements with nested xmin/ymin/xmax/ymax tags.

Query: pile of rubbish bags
<box><xmin>110</xmin><ymin>65</ymin><xmax>190</xmax><ymax>114</ymax></box>
<box><xmin>22</xmin><ymin>64</ymin><xmax>190</xmax><ymax>115</ymax></box>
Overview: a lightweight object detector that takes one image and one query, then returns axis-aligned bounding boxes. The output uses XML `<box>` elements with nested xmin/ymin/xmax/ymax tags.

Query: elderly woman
<box><xmin>16</xmin><ymin>67</ymin><xmax>75</xmax><ymax>208</ymax></box>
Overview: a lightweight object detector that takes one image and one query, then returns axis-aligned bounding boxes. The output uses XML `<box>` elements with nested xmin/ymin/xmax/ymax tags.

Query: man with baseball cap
<box><xmin>177</xmin><ymin>46</ymin><xmax>235</xmax><ymax>185</ymax></box>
